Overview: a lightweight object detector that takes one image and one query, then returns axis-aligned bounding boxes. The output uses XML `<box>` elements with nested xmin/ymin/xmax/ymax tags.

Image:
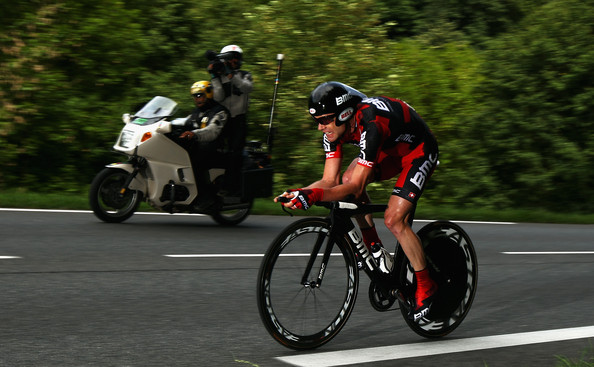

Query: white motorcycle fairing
<box><xmin>111</xmin><ymin>98</ymin><xmax>198</xmax><ymax>207</ymax></box>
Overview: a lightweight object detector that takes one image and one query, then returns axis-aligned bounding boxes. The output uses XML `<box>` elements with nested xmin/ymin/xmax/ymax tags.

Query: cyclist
<box><xmin>275</xmin><ymin>81</ymin><xmax>439</xmax><ymax>321</ymax></box>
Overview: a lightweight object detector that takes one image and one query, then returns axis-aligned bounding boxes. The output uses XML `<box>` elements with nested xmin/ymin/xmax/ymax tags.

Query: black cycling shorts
<box><xmin>374</xmin><ymin>140</ymin><xmax>439</xmax><ymax>204</ymax></box>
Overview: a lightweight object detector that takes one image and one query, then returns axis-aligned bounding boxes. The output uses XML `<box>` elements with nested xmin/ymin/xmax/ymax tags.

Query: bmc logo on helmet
<box><xmin>339</xmin><ymin>107</ymin><xmax>354</xmax><ymax>121</ymax></box>
<box><xmin>336</xmin><ymin>94</ymin><xmax>352</xmax><ymax>106</ymax></box>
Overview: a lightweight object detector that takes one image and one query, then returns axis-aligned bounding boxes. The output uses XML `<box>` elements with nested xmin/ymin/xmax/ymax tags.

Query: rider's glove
<box><xmin>285</xmin><ymin>188</ymin><xmax>324</xmax><ymax>210</ymax></box>
<box><xmin>179</xmin><ymin>131</ymin><xmax>195</xmax><ymax>140</ymax></box>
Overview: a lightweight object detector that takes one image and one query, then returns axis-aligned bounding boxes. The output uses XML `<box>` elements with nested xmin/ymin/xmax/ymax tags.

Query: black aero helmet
<box><xmin>308</xmin><ymin>81</ymin><xmax>367</xmax><ymax>126</ymax></box>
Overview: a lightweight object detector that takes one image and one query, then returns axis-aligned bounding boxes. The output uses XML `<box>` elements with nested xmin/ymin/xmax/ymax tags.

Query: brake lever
<box><xmin>276</xmin><ymin>196</ymin><xmax>294</xmax><ymax>217</ymax></box>
<box><xmin>276</xmin><ymin>196</ymin><xmax>291</xmax><ymax>203</ymax></box>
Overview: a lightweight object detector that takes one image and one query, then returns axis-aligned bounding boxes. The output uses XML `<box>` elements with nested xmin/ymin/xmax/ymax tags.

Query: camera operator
<box><xmin>205</xmin><ymin>44</ymin><xmax>253</xmax><ymax>197</ymax></box>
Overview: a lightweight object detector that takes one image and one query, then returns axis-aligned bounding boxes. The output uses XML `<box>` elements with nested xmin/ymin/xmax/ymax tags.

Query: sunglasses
<box><xmin>192</xmin><ymin>93</ymin><xmax>205</xmax><ymax>98</ymax></box>
<box><xmin>312</xmin><ymin>115</ymin><xmax>336</xmax><ymax>126</ymax></box>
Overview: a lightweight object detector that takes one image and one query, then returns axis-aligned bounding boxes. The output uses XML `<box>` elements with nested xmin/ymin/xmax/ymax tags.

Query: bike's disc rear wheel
<box><xmin>257</xmin><ymin>218</ymin><xmax>359</xmax><ymax>350</ymax></box>
<box><xmin>399</xmin><ymin>220</ymin><xmax>478</xmax><ymax>338</ymax></box>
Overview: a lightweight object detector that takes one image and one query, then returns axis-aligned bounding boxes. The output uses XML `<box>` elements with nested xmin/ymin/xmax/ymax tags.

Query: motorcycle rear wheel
<box><xmin>210</xmin><ymin>199</ymin><xmax>252</xmax><ymax>226</ymax></box>
<box><xmin>89</xmin><ymin>168</ymin><xmax>142</xmax><ymax>223</ymax></box>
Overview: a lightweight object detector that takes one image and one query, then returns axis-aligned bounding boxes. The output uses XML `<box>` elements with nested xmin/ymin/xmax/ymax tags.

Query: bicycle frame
<box><xmin>313</xmin><ymin>201</ymin><xmax>404</xmax><ymax>303</ymax></box>
<box><xmin>258</xmin><ymin>200</ymin><xmax>477</xmax><ymax>349</ymax></box>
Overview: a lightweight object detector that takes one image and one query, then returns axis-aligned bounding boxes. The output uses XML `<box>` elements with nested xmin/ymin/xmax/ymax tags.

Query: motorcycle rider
<box><xmin>179</xmin><ymin>80</ymin><xmax>229</xmax><ymax>210</ymax></box>
<box><xmin>207</xmin><ymin>44</ymin><xmax>253</xmax><ymax>196</ymax></box>
<box><xmin>275</xmin><ymin>82</ymin><xmax>439</xmax><ymax>322</ymax></box>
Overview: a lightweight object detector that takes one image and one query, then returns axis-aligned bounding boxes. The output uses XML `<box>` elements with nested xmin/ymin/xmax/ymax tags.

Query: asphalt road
<box><xmin>1</xmin><ymin>209</ymin><xmax>593</xmax><ymax>366</ymax></box>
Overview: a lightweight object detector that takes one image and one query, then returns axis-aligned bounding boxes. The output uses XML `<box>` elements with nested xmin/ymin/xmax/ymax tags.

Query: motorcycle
<box><xmin>89</xmin><ymin>95</ymin><xmax>273</xmax><ymax>225</ymax></box>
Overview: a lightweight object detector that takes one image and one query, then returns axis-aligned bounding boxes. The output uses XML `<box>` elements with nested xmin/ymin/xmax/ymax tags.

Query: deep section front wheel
<box><xmin>257</xmin><ymin>218</ymin><xmax>359</xmax><ymax>350</ymax></box>
<box><xmin>89</xmin><ymin>168</ymin><xmax>142</xmax><ymax>223</ymax></box>
<box><xmin>399</xmin><ymin>220</ymin><xmax>478</xmax><ymax>338</ymax></box>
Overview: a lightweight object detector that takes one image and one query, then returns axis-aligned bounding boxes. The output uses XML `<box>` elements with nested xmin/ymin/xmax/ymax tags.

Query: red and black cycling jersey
<box><xmin>323</xmin><ymin>96</ymin><xmax>437</xmax><ymax>169</ymax></box>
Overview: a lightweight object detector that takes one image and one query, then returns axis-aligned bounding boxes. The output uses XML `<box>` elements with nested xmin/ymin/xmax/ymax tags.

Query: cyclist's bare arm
<box><xmin>339</xmin><ymin>160</ymin><xmax>376</xmax><ymax>228</ymax></box>
<box><xmin>319</xmin><ymin>161</ymin><xmax>373</xmax><ymax>201</ymax></box>
<box><xmin>274</xmin><ymin>157</ymin><xmax>342</xmax><ymax>203</ymax></box>
<box><xmin>277</xmin><ymin>158</ymin><xmax>373</xmax><ymax>204</ymax></box>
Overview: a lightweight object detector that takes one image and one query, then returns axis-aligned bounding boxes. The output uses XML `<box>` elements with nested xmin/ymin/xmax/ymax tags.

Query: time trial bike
<box><xmin>257</xmin><ymin>200</ymin><xmax>478</xmax><ymax>350</ymax></box>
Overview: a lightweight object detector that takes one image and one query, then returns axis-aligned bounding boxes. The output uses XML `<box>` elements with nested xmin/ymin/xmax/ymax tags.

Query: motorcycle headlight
<box><xmin>119</xmin><ymin>129</ymin><xmax>135</xmax><ymax>148</ymax></box>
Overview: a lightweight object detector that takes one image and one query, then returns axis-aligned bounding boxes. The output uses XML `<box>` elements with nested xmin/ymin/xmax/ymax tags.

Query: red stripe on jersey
<box><xmin>397</xmin><ymin>100</ymin><xmax>411</xmax><ymax>123</ymax></box>
<box><xmin>396</xmin><ymin>143</ymin><xmax>425</xmax><ymax>187</ymax></box>
<box><xmin>375</xmin><ymin>115</ymin><xmax>391</xmax><ymax>132</ymax></box>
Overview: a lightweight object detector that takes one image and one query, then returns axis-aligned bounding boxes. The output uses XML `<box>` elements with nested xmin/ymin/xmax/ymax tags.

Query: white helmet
<box><xmin>220</xmin><ymin>44</ymin><xmax>243</xmax><ymax>55</ymax></box>
<box><xmin>220</xmin><ymin>44</ymin><xmax>243</xmax><ymax>68</ymax></box>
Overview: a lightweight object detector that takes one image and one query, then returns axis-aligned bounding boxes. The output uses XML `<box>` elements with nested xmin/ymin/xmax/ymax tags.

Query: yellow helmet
<box><xmin>190</xmin><ymin>81</ymin><xmax>213</xmax><ymax>99</ymax></box>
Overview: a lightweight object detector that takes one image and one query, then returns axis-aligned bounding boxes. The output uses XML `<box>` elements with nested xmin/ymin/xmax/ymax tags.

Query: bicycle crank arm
<box><xmin>393</xmin><ymin>288</ymin><xmax>413</xmax><ymax>311</ymax></box>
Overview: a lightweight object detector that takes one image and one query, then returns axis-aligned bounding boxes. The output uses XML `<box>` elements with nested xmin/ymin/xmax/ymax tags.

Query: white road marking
<box><xmin>503</xmin><ymin>251</ymin><xmax>594</xmax><ymax>255</ymax></box>
<box><xmin>0</xmin><ymin>256</ymin><xmax>22</xmax><ymax>259</ymax></box>
<box><xmin>276</xmin><ymin>326</ymin><xmax>594</xmax><ymax>367</ymax></box>
<box><xmin>0</xmin><ymin>208</ymin><xmax>93</xmax><ymax>214</ymax></box>
<box><xmin>408</xmin><ymin>219</ymin><xmax>515</xmax><ymax>225</ymax></box>
<box><xmin>0</xmin><ymin>208</ymin><xmax>516</xmax><ymax>224</ymax></box>
<box><xmin>165</xmin><ymin>254</ymin><xmax>264</xmax><ymax>258</ymax></box>
<box><xmin>0</xmin><ymin>208</ymin><xmax>205</xmax><ymax>216</ymax></box>
<box><xmin>164</xmin><ymin>254</ymin><xmax>345</xmax><ymax>258</ymax></box>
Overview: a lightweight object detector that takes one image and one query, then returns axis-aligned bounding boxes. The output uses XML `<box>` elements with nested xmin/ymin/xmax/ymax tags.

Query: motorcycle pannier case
<box><xmin>242</xmin><ymin>166</ymin><xmax>273</xmax><ymax>198</ymax></box>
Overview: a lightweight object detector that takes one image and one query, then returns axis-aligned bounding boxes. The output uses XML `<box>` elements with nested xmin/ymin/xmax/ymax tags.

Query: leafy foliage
<box><xmin>1</xmin><ymin>0</ymin><xmax>593</xmax><ymax>212</ymax></box>
<box><xmin>471</xmin><ymin>0</ymin><xmax>594</xmax><ymax>210</ymax></box>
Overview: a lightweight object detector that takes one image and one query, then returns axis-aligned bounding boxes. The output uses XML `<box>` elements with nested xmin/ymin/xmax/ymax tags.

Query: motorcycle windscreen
<box><xmin>132</xmin><ymin>96</ymin><xmax>178</xmax><ymax>125</ymax></box>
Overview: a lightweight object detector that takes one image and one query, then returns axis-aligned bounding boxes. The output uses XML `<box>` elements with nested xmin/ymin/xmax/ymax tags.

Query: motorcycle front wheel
<box><xmin>89</xmin><ymin>168</ymin><xmax>142</xmax><ymax>223</ymax></box>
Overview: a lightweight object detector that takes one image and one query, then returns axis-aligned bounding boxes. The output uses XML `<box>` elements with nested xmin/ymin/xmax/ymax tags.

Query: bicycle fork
<box><xmin>300</xmin><ymin>228</ymin><xmax>330</xmax><ymax>288</ymax></box>
<box><xmin>299</xmin><ymin>217</ymin><xmax>357</xmax><ymax>289</ymax></box>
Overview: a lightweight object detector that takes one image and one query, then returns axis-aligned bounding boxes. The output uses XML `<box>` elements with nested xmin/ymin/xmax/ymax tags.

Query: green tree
<box><xmin>0</xmin><ymin>0</ymin><xmax>214</xmax><ymax>190</ymax></box>
<box><xmin>230</xmin><ymin>0</ymin><xmax>396</xmax><ymax>190</ymax></box>
<box><xmin>2</xmin><ymin>0</ymin><xmax>592</xmax><ymax>215</ymax></box>
<box><xmin>0</xmin><ymin>1</ymin><xmax>148</xmax><ymax>190</ymax></box>
<box><xmin>379</xmin><ymin>0</ymin><xmax>540</xmax><ymax>46</ymax></box>
<box><xmin>471</xmin><ymin>0</ymin><xmax>594</xmax><ymax>211</ymax></box>
<box><xmin>385</xmin><ymin>37</ymin><xmax>486</xmax><ymax>206</ymax></box>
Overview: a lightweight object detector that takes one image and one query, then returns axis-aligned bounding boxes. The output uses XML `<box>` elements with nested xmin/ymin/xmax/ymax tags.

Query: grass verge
<box><xmin>1</xmin><ymin>189</ymin><xmax>594</xmax><ymax>224</ymax></box>
<box><xmin>554</xmin><ymin>342</ymin><xmax>594</xmax><ymax>366</ymax></box>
